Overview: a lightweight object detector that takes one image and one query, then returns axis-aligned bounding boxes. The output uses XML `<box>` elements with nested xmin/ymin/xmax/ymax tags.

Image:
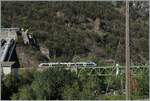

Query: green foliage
<box><xmin>7</xmin><ymin>68</ymin><xmax>78</xmax><ymax>100</ymax></box>
<box><xmin>2</xmin><ymin>66</ymin><xmax>149</xmax><ymax>100</ymax></box>
<box><xmin>101</xmin><ymin>95</ymin><xmax>125</xmax><ymax>100</ymax></box>
<box><xmin>132</xmin><ymin>70</ymin><xmax>149</xmax><ymax>99</ymax></box>
<box><xmin>80</xmin><ymin>76</ymin><xmax>100</xmax><ymax>100</ymax></box>
<box><xmin>1</xmin><ymin>1</ymin><xmax>127</xmax><ymax>64</ymax></box>
<box><xmin>2</xmin><ymin>1</ymin><xmax>148</xmax><ymax>64</ymax></box>
<box><xmin>1</xmin><ymin>1</ymin><xmax>149</xmax><ymax>100</ymax></box>
<box><xmin>62</xmin><ymin>82</ymin><xmax>81</xmax><ymax>100</ymax></box>
<box><xmin>11</xmin><ymin>85</ymin><xmax>34</xmax><ymax>100</ymax></box>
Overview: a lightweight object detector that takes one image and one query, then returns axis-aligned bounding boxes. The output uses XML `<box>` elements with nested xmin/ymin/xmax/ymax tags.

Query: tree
<box><xmin>1</xmin><ymin>73</ymin><xmax>20</xmax><ymax>100</ymax></box>
<box><xmin>11</xmin><ymin>85</ymin><xmax>34</xmax><ymax>100</ymax></box>
<box><xmin>62</xmin><ymin>82</ymin><xmax>81</xmax><ymax>100</ymax></box>
<box><xmin>9</xmin><ymin>68</ymin><xmax>78</xmax><ymax>100</ymax></box>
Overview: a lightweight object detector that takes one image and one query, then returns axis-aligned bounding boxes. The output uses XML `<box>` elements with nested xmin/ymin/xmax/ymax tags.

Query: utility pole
<box><xmin>125</xmin><ymin>0</ymin><xmax>131</xmax><ymax>100</ymax></box>
<box><xmin>148</xmin><ymin>1</ymin><xmax>150</xmax><ymax>97</ymax></box>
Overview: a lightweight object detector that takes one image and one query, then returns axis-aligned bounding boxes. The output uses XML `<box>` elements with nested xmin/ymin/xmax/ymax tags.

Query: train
<box><xmin>38</xmin><ymin>62</ymin><xmax>97</xmax><ymax>68</ymax></box>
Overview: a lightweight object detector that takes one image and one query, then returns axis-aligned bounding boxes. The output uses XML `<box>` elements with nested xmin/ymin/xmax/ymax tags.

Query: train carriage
<box><xmin>38</xmin><ymin>62</ymin><xmax>97</xmax><ymax>68</ymax></box>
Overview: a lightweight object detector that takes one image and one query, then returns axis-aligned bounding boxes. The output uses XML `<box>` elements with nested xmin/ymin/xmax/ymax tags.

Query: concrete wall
<box><xmin>1</xmin><ymin>62</ymin><xmax>14</xmax><ymax>75</ymax></box>
<box><xmin>2</xmin><ymin>67</ymin><xmax>11</xmax><ymax>75</ymax></box>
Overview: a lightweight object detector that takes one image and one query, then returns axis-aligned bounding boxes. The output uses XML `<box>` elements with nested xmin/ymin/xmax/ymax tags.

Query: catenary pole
<box><xmin>125</xmin><ymin>0</ymin><xmax>131</xmax><ymax>100</ymax></box>
<box><xmin>149</xmin><ymin>1</ymin><xmax>150</xmax><ymax>100</ymax></box>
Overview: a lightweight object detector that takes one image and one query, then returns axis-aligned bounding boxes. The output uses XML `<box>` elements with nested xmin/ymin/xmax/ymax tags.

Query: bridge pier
<box><xmin>0</xmin><ymin>28</ymin><xmax>20</xmax><ymax>75</ymax></box>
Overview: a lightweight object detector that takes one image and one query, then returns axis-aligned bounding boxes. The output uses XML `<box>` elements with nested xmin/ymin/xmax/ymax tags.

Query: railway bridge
<box><xmin>0</xmin><ymin>28</ymin><xmax>19</xmax><ymax>74</ymax></box>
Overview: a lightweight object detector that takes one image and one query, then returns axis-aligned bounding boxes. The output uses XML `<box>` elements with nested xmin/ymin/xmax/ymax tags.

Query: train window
<box><xmin>86</xmin><ymin>64</ymin><xmax>93</xmax><ymax>66</ymax></box>
<box><xmin>42</xmin><ymin>64</ymin><xmax>49</xmax><ymax>66</ymax></box>
<box><xmin>71</xmin><ymin>64</ymin><xmax>75</xmax><ymax>66</ymax></box>
<box><xmin>83</xmin><ymin>64</ymin><xmax>86</xmax><ymax>66</ymax></box>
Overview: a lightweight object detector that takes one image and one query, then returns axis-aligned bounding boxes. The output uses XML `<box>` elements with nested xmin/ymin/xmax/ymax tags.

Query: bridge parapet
<box><xmin>0</xmin><ymin>62</ymin><xmax>14</xmax><ymax>75</ymax></box>
<box><xmin>0</xmin><ymin>28</ymin><xmax>19</xmax><ymax>40</ymax></box>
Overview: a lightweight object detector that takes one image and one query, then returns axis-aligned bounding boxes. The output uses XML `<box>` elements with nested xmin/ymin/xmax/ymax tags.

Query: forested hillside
<box><xmin>1</xmin><ymin>1</ymin><xmax>149</xmax><ymax>100</ymax></box>
<box><xmin>2</xmin><ymin>1</ymin><xmax>148</xmax><ymax>66</ymax></box>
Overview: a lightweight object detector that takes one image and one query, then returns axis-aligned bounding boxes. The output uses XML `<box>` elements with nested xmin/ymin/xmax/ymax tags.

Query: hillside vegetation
<box><xmin>2</xmin><ymin>1</ymin><xmax>148</xmax><ymax>66</ymax></box>
<box><xmin>2</xmin><ymin>67</ymin><xmax>149</xmax><ymax>100</ymax></box>
<box><xmin>1</xmin><ymin>1</ymin><xmax>149</xmax><ymax>100</ymax></box>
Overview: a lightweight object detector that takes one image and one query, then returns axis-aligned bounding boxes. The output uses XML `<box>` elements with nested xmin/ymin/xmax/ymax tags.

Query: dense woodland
<box><xmin>1</xmin><ymin>67</ymin><xmax>149</xmax><ymax>100</ymax></box>
<box><xmin>2</xmin><ymin>1</ymin><xmax>148</xmax><ymax>65</ymax></box>
<box><xmin>1</xmin><ymin>1</ymin><xmax>149</xmax><ymax>100</ymax></box>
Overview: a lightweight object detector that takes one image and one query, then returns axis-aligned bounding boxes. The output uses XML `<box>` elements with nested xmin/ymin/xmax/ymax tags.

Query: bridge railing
<box><xmin>0</xmin><ymin>28</ymin><xmax>19</xmax><ymax>39</ymax></box>
<box><xmin>0</xmin><ymin>28</ymin><xmax>19</xmax><ymax>32</ymax></box>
